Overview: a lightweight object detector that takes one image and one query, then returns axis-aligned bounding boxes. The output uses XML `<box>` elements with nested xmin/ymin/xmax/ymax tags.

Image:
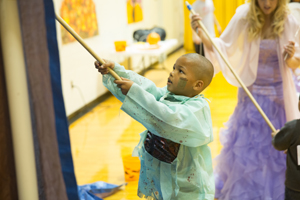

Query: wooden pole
<box><xmin>55</xmin><ymin>13</ymin><xmax>122</xmax><ymax>80</ymax></box>
<box><xmin>186</xmin><ymin>1</ymin><xmax>276</xmax><ymax>132</ymax></box>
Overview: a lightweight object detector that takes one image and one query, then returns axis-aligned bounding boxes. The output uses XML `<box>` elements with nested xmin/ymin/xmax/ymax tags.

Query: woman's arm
<box><xmin>191</xmin><ymin>14</ymin><xmax>213</xmax><ymax>51</ymax></box>
<box><xmin>214</xmin><ymin>14</ymin><xmax>222</xmax><ymax>35</ymax></box>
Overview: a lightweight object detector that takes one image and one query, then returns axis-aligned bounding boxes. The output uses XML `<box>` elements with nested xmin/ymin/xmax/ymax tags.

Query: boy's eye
<box><xmin>179</xmin><ymin>70</ymin><xmax>184</xmax><ymax>74</ymax></box>
<box><xmin>173</xmin><ymin>66</ymin><xmax>175</xmax><ymax>70</ymax></box>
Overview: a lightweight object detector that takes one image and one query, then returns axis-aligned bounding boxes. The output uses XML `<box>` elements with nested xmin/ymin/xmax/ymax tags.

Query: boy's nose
<box><xmin>170</xmin><ymin>71</ymin><xmax>174</xmax><ymax>77</ymax></box>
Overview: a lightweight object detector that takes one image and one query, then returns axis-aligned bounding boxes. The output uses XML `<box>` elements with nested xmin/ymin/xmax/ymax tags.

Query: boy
<box><xmin>272</xmin><ymin>95</ymin><xmax>300</xmax><ymax>200</ymax></box>
<box><xmin>95</xmin><ymin>53</ymin><xmax>215</xmax><ymax>200</ymax></box>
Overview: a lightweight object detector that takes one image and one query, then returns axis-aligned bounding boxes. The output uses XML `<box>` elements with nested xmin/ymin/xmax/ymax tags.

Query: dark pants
<box><xmin>194</xmin><ymin>43</ymin><xmax>205</xmax><ymax>57</ymax></box>
<box><xmin>285</xmin><ymin>186</ymin><xmax>300</xmax><ymax>200</ymax></box>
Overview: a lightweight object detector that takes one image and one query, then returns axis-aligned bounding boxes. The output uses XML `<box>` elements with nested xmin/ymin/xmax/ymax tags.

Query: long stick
<box><xmin>55</xmin><ymin>14</ymin><xmax>121</xmax><ymax>80</ymax></box>
<box><xmin>186</xmin><ymin>1</ymin><xmax>276</xmax><ymax>132</ymax></box>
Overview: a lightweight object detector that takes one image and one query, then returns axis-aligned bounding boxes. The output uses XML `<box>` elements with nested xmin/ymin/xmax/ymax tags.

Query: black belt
<box><xmin>144</xmin><ymin>131</ymin><xmax>180</xmax><ymax>164</ymax></box>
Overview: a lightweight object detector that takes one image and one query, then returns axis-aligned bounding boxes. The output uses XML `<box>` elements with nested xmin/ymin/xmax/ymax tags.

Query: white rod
<box><xmin>0</xmin><ymin>0</ymin><xmax>39</xmax><ymax>199</ymax></box>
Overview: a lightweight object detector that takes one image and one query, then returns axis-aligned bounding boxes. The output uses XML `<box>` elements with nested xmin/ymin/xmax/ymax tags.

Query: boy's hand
<box><xmin>114</xmin><ymin>77</ymin><xmax>134</xmax><ymax>95</ymax></box>
<box><xmin>271</xmin><ymin>129</ymin><xmax>279</xmax><ymax>137</ymax></box>
<box><xmin>94</xmin><ymin>59</ymin><xmax>115</xmax><ymax>75</ymax></box>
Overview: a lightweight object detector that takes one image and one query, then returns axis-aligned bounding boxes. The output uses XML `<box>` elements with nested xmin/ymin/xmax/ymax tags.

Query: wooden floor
<box><xmin>69</xmin><ymin>48</ymin><xmax>238</xmax><ymax>199</ymax></box>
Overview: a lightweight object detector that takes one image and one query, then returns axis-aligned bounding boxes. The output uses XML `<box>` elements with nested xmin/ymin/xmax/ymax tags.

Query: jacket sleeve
<box><xmin>121</xmin><ymin>83</ymin><xmax>213</xmax><ymax>147</ymax></box>
<box><xmin>102</xmin><ymin>62</ymin><xmax>167</xmax><ymax>102</ymax></box>
<box><xmin>272</xmin><ymin>120</ymin><xmax>296</xmax><ymax>151</ymax></box>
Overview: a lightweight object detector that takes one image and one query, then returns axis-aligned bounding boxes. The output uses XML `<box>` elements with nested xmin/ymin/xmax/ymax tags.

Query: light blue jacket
<box><xmin>103</xmin><ymin>63</ymin><xmax>215</xmax><ymax>200</ymax></box>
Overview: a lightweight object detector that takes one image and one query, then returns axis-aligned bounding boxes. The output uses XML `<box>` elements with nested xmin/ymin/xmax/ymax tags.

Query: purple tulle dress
<box><xmin>214</xmin><ymin>39</ymin><xmax>287</xmax><ymax>200</ymax></box>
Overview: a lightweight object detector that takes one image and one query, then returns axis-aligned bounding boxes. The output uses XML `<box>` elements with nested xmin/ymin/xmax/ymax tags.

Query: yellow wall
<box><xmin>183</xmin><ymin>0</ymin><xmax>245</xmax><ymax>52</ymax></box>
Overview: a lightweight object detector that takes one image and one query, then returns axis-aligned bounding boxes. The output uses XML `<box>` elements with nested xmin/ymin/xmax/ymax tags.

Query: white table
<box><xmin>113</xmin><ymin>39</ymin><xmax>178</xmax><ymax>73</ymax></box>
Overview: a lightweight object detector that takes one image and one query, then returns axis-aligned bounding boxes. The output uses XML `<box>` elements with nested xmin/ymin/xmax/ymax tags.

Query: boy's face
<box><xmin>167</xmin><ymin>56</ymin><xmax>202</xmax><ymax>97</ymax></box>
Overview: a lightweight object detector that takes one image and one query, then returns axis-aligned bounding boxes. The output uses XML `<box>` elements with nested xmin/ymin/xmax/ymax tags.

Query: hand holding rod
<box><xmin>284</xmin><ymin>26</ymin><xmax>300</xmax><ymax>60</ymax></box>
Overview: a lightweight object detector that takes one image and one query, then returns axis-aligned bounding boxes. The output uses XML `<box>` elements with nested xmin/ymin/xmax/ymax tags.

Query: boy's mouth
<box><xmin>167</xmin><ymin>78</ymin><xmax>172</xmax><ymax>85</ymax></box>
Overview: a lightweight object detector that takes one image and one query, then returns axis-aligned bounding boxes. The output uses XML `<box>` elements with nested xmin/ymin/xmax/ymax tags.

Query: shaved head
<box><xmin>182</xmin><ymin>53</ymin><xmax>214</xmax><ymax>91</ymax></box>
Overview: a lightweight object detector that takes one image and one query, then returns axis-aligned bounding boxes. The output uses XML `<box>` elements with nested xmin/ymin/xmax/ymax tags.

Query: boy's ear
<box><xmin>193</xmin><ymin>80</ymin><xmax>204</xmax><ymax>92</ymax></box>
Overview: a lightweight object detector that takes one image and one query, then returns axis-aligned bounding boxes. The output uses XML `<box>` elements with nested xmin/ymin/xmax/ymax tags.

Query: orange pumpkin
<box><xmin>147</xmin><ymin>32</ymin><xmax>161</xmax><ymax>45</ymax></box>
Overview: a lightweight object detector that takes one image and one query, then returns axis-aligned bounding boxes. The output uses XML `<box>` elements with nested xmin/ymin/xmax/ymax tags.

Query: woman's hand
<box><xmin>283</xmin><ymin>41</ymin><xmax>295</xmax><ymax>60</ymax></box>
<box><xmin>94</xmin><ymin>59</ymin><xmax>115</xmax><ymax>75</ymax></box>
<box><xmin>114</xmin><ymin>77</ymin><xmax>134</xmax><ymax>95</ymax></box>
<box><xmin>283</xmin><ymin>41</ymin><xmax>300</xmax><ymax>70</ymax></box>
<box><xmin>190</xmin><ymin>14</ymin><xmax>213</xmax><ymax>51</ymax></box>
<box><xmin>191</xmin><ymin>14</ymin><xmax>202</xmax><ymax>37</ymax></box>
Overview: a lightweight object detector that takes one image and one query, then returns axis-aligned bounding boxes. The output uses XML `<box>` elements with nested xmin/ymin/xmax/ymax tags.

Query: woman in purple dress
<box><xmin>191</xmin><ymin>0</ymin><xmax>300</xmax><ymax>199</ymax></box>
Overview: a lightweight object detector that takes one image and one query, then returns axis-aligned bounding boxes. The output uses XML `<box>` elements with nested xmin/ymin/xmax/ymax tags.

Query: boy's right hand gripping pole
<box><xmin>185</xmin><ymin>1</ymin><xmax>276</xmax><ymax>132</ymax></box>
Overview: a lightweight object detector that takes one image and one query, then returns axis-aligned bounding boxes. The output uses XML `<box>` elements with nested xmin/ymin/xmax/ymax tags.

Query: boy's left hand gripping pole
<box><xmin>55</xmin><ymin>13</ymin><xmax>122</xmax><ymax>81</ymax></box>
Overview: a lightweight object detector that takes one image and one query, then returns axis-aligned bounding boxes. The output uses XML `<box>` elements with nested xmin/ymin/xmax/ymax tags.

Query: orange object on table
<box><xmin>114</xmin><ymin>41</ymin><xmax>127</xmax><ymax>52</ymax></box>
<box><xmin>122</xmin><ymin>155</ymin><xmax>140</xmax><ymax>181</ymax></box>
<box><xmin>147</xmin><ymin>32</ymin><xmax>161</xmax><ymax>45</ymax></box>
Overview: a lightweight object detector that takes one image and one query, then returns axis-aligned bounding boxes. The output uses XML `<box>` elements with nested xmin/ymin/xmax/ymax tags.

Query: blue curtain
<box><xmin>43</xmin><ymin>1</ymin><xmax>79</xmax><ymax>199</ymax></box>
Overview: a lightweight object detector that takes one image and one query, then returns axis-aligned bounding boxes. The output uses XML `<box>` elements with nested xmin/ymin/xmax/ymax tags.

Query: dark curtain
<box><xmin>15</xmin><ymin>0</ymin><xmax>79</xmax><ymax>199</ymax></box>
<box><xmin>43</xmin><ymin>0</ymin><xmax>79</xmax><ymax>199</ymax></box>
